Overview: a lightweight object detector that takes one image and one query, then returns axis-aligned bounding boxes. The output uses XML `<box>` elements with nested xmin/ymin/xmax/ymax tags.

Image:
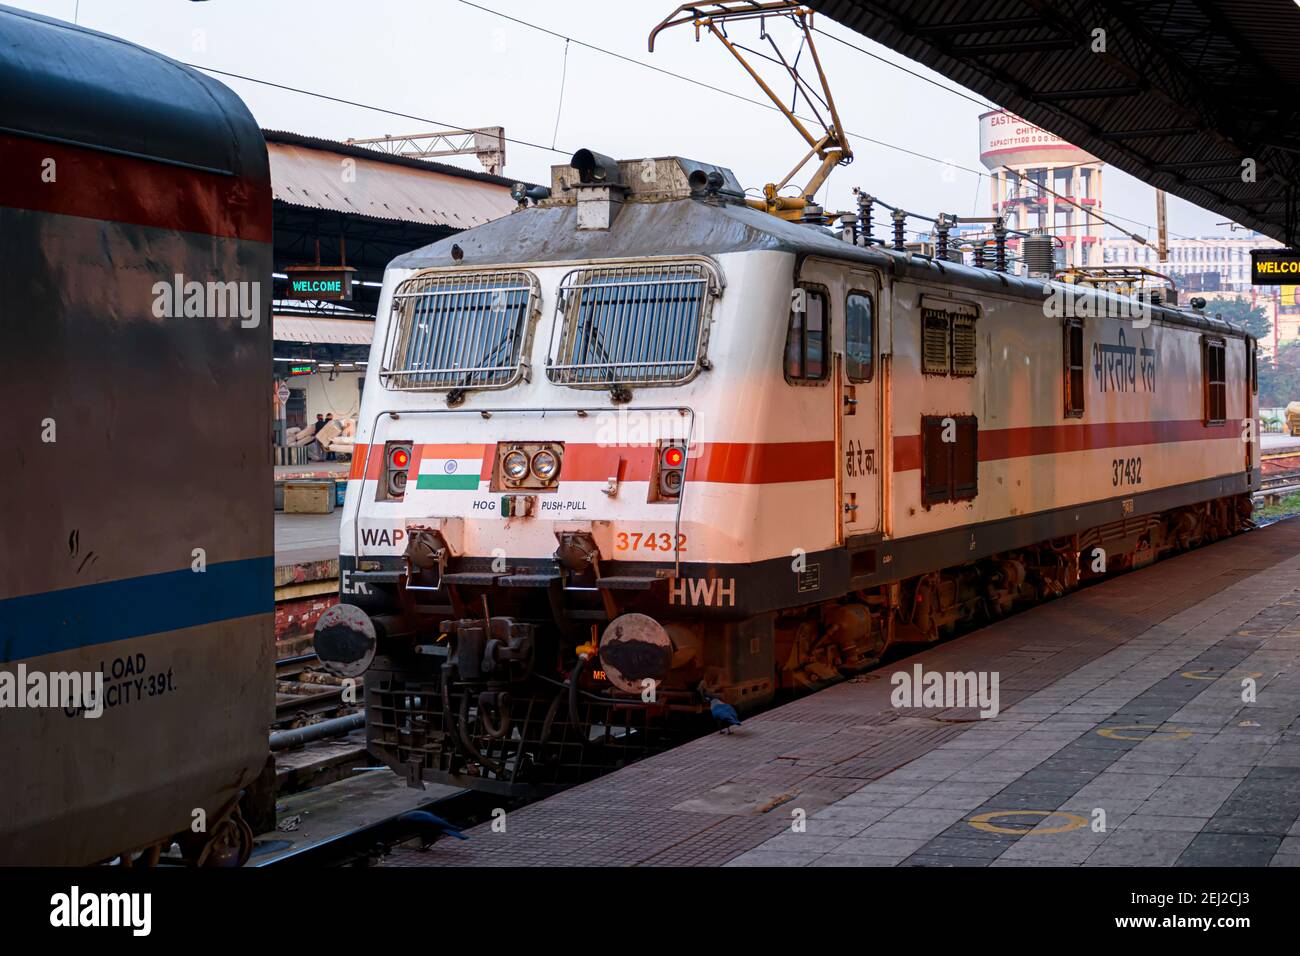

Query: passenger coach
<box><xmin>1</xmin><ymin>6</ymin><xmax>273</xmax><ymax>865</ymax></box>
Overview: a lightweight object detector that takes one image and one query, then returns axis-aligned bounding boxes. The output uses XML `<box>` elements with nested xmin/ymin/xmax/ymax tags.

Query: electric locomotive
<box><xmin>318</xmin><ymin>149</ymin><xmax>1257</xmax><ymax>796</ymax></box>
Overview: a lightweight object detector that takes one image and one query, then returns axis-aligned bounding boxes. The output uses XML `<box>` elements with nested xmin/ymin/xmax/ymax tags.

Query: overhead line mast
<box><xmin>649</xmin><ymin>1</ymin><xmax>853</xmax><ymax>221</ymax></box>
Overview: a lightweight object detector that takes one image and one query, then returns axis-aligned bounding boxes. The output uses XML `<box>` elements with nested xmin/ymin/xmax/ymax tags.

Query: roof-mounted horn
<box><xmin>569</xmin><ymin>148</ymin><xmax>629</xmax><ymax>231</ymax></box>
<box><xmin>570</xmin><ymin>149</ymin><xmax>625</xmax><ymax>187</ymax></box>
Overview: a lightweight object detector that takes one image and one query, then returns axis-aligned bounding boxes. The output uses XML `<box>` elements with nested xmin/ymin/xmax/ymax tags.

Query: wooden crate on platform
<box><xmin>283</xmin><ymin>481</ymin><xmax>336</xmax><ymax>514</ymax></box>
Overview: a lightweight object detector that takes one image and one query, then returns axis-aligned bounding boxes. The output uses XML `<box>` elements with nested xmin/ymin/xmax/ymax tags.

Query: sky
<box><xmin>13</xmin><ymin>0</ymin><xmax>1244</xmax><ymax>241</ymax></box>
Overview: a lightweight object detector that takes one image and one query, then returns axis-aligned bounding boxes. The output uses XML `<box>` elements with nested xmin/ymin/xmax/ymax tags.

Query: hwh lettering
<box><xmin>669</xmin><ymin>577</ymin><xmax>736</xmax><ymax>607</ymax></box>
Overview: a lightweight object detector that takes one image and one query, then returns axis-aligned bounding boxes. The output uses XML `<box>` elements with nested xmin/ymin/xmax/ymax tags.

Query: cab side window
<box><xmin>846</xmin><ymin>292</ymin><xmax>874</xmax><ymax>383</ymax></box>
<box><xmin>1203</xmin><ymin>337</ymin><xmax>1226</xmax><ymax>424</ymax></box>
<box><xmin>1063</xmin><ymin>318</ymin><xmax>1085</xmax><ymax>418</ymax></box>
<box><xmin>785</xmin><ymin>286</ymin><xmax>828</xmax><ymax>383</ymax></box>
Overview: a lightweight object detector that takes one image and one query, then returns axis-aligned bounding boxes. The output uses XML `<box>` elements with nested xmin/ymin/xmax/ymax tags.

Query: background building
<box><xmin>1102</xmin><ymin>233</ymin><xmax>1281</xmax><ymax>293</ymax></box>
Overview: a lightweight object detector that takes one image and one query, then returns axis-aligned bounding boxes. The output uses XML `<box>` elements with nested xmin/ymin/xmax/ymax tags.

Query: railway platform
<box><xmin>385</xmin><ymin>519</ymin><xmax>1300</xmax><ymax>868</ymax></box>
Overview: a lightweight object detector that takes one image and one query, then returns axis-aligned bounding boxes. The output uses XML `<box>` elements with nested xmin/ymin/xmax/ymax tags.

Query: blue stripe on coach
<box><xmin>0</xmin><ymin>557</ymin><xmax>273</xmax><ymax>663</ymax></box>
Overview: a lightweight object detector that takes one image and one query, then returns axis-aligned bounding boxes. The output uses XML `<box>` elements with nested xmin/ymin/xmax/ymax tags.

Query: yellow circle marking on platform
<box><xmin>968</xmin><ymin>810</ymin><xmax>1089</xmax><ymax>835</ymax></box>
<box><xmin>1097</xmin><ymin>724</ymin><xmax>1192</xmax><ymax>741</ymax></box>
<box><xmin>1182</xmin><ymin>668</ymin><xmax>1263</xmax><ymax>681</ymax></box>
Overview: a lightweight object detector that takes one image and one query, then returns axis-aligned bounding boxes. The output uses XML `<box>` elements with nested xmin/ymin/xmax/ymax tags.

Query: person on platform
<box><xmin>323</xmin><ymin>414</ymin><xmax>336</xmax><ymax>460</ymax></box>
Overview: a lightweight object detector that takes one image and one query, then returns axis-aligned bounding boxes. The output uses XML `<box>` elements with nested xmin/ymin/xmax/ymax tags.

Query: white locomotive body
<box><xmin>321</xmin><ymin>153</ymin><xmax>1257</xmax><ymax>795</ymax></box>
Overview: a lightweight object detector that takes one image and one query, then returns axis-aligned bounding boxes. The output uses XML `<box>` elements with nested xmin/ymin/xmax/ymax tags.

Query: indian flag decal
<box><xmin>416</xmin><ymin>451</ymin><xmax>484</xmax><ymax>490</ymax></box>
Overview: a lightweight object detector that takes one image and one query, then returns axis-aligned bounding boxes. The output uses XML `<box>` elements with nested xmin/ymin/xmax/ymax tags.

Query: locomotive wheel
<box><xmin>188</xmin><ymin>807</ymin><xmax>255</xmax><ymax>868</ymax></box>
<box><xmin>235</xmin><ymin>811</ymin><xmax>255</xmax><ymax>866</ymax></box>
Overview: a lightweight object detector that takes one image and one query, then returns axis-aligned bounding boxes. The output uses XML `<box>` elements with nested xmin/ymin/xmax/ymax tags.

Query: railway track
<box><xmin>257</xmin><ymin>788</ymin><xmax>499</xmax><ymax>867</ymax></box>
<box><xmin>275</xmin><ymin>652</ymin><xmax>360</xmax><ymax>728</ymax></box>
<box><xmin>262</xmin><ymin>506</ymin><xmax>1300</xmax><ymax>867</ymax></box>
<box><xmin>1255</xmin><ymin>450</ymin><xmax>1300</xmax><ymax>503</ymax></box>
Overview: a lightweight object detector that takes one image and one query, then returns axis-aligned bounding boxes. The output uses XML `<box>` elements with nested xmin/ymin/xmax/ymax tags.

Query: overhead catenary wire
<box><xmin>810</xmin><ymin>24</ymin><xmax>998</xmax><ymax>112</ymax></box>
<box><xmin>181</xmin><ymin>7</ymin><xmax>1088</xmax><ymax>213</ymax></box>
<box><xmin>457</xmin><ymin>0</ymin><xmax>1223</xmax><ymax>241</ymax></box>
<box><xmin>1004</xmin><ymin>165</ymin><xmax>1247</xmax><ymax>249</ymax></box>
<box><xmin>191</xmin><ymin>2</ymin><xmax>1252</xmax><ymax>246</ymax></box>
<box><xmin>454</xmin><ymin>0</ymin><xmax>989</xmax><ymax>181</ymax></box>
<box><xmin>1002</xmin><ymin>164</ymin><xmax>1148</xmax><ymax>244</ymax></box>
<box><xmin>182</xmin><ymin>62</ymin><xmax>573</xmax><ymax>157</ymax></box>
<box><xmin>552</xmin><ymin>38</ymin><xmax>571</xmax><ymax>151</ymax></box>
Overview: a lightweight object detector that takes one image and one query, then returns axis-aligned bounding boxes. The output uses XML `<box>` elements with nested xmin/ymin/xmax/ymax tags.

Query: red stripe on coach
<box><xmin>0</xmin><ymin>133</ymin><xmax>272</xmax><ymax>243</ymax></box>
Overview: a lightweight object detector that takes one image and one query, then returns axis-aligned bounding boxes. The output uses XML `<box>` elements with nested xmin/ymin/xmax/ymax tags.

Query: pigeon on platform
<box><xmin>399</xmin><ymin>810</ymin><xmax>469</xmax><ymax>848</ymax></box>
<box><xmin>700</xmin><ymin>688</ymin><xmax>741</xmax><ymax>734</ymax></box>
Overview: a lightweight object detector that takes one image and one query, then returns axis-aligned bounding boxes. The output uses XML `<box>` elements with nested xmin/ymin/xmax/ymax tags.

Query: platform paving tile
<box><xmin>853</xmin><ymin>818</ymin><xmax>956</xmax><ymax>841</ymax></box>
<box><xmin>904</xmin><ymin>789</ymin><xmax>1006</xmax><ymax>811</ymax></box>
<box><xmin>1176</xmin><ymin>832</ymin><xmax>1283</xmax><ymax>867</ymax></box>
<box><xmin>825</xmin><ymin>835</ymin><xmax>932</xmax><ymax>861</ymax></box>
<box><xmin>1055</xmin><ymin>797</ymin><xmax>1146</xmax><ymax>824</ymax></box>
<box><xmin>1065</xmin><ymin>774</ymin><xmax>1171</xmax><ymax>804</ymax></box>
<box><xmin>810</xmin><ymin>803</ymin><xmax>895</xmax><ymax>823</ymax></box>
<box><xmin>899</xmin><ymin>855</ymin><xmax>991</xmax><ymax>867</ymax></box>
<box><xmin>908</xmin><ymin>830</ymin><xmax>1020</xmax><ymax>860</ymax></box>
<box><xmin>1114</xmin><ymin>813</ymin><xmax>1210</xmax><ymax>832</ymax></box>
<box><xmin>382</xmin><ymin>522</ymin><xmax>1300</xmax><ymax>868</ymax></box>
<box><xmin>879</xmin><ymin>806</ymin><xmax>969</xmax><ymax>826</ymax></box>
<box><xmin>759</xmin><ymin>832</ymin><xmax>856</xmax><ymax>855</ymax></box>
<box><xmin>801</xmin><ymin>817</ymin><xmax>877</xmax><ymax>838</ymax></box>
<box><xmin>944</xmin><ymin>768</ymin><xmax>1035</xmax><ymax>784</ymax></box>
<box><xmin>724</xmin><ymin>849</ymin><xmax>822</xmax><ymax>867</ymax></box>
<box><xmin>809</xmin><ymin>853</ymin><xmax>900</xmax><ymax>867</ymax></box>
<box><xmin>1082</xmin><ymin>829</ymin><xmax>1199</xmax><ymax>866</ymax></box>
<box><xmin>993</xmin><ymin>827</ymin><xmax>1110</xmax><ymax>864</ymax></box>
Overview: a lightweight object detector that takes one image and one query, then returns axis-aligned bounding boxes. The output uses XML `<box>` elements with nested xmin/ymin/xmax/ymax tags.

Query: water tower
<box><xmin>979</xmin><ymin>110</ymin><xmax>1104</xmax><ymax>270</ymax></box>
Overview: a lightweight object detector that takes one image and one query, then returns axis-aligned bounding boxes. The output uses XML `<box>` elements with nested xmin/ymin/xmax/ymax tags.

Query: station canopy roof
<box><xmin>272</xmin><ymin>314</ymin><xmax>375</xmax><ymax>346</ymax></box>
<box><xmin>265</xmin><ymin>129</ymin><xmax>518</xmax><ymax>230</ymax></box>
<box><xmin>810</xmin><ymin>0</ymin><xmax>1300</xmax><ymax>245</ymax></box>
<box><xmin>265</xmin><ymin>130</ymin><xmax>525</xmax><ymax>317</ymax></box>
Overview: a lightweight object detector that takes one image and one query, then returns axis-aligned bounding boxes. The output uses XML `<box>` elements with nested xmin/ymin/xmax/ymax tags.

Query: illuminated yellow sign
<box><xmin>1251</xmin><ymin>249</ymin><xmax>1300</xmax><ymax>285</ymax></box>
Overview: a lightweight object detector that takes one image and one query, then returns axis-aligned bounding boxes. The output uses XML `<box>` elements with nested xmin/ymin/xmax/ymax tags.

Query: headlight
<box><xmin>503</xmin><ymin>450</ymin><xmax>529</xmax><ymax>481</ymax></box>
<box><xmin>531</xmin><ymin>449</ymin><xmax>560</xmax><ymax>481</ymax></box>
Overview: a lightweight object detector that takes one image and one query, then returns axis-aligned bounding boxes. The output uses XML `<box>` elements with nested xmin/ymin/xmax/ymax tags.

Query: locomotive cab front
<box><xmin>322</xmin><ymin>150</ymin><xmax>891</xmax><ymax>794</ymax></box>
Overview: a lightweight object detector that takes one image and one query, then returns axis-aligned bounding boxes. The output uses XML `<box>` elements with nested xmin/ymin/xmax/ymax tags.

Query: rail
<box><xmin>255</xmin><ymin>788</ymin><xmax>489</xmax><ymax>867</ymax></box>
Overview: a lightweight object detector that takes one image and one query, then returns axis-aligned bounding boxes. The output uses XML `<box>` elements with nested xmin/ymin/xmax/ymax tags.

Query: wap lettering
<box><xmin>1093</xmin><ymin>328</ymin><xmax>1157</xmax><ymax>393</ymax></box>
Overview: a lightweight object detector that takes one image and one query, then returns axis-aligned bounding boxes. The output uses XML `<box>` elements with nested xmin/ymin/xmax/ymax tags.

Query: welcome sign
<box><xmin>1251</xmin><ymin>248</ymin><xmax>1300</xmax><ymax>285</ymax></box>
<box><xmin>284</xmin><ymin>266</ymin><xmax>356</xmax><ymax>301</ymax></box>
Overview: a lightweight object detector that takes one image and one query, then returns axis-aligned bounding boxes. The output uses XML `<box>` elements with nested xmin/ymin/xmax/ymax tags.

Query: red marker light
<box><xmin>663</xmin><ymin>446</ymin><xmax>685</xmax><ymax>468</ymax></box>
<box><xmin>392</xmin><ymin>449</ymin><xmax>410</xmax><ymax>468</ymax></box>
